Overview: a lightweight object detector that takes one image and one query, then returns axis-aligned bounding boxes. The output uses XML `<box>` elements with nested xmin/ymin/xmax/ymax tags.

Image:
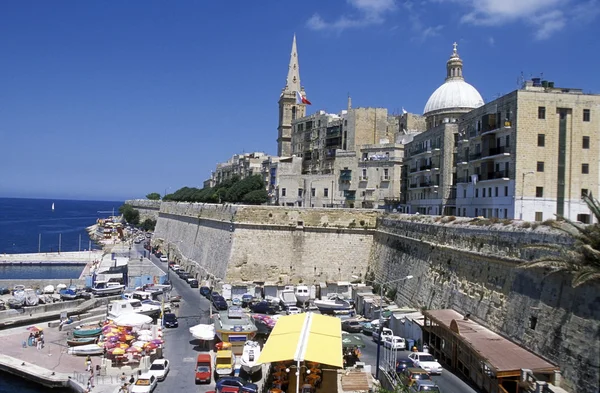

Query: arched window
<box><xmin>292</xmin><ymin>106</ymin><xmax>297</xmax><ymax>120</ymax></box>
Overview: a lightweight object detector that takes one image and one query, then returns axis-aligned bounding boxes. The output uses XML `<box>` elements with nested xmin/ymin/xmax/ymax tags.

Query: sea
<box><xmin>0</xmin><ymin>197</ymin><xmax>122</xmax><ymax>391</ymax></box>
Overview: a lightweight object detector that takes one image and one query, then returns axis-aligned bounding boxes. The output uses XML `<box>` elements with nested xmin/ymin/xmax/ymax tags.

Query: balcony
<box><xmin>343</xmin><ymin>190</ymin><xmax>356</xmax><ymax>201</ymax></box>
<box><xmin>469</xmin><ymin>152</ymin><xmax>482</xmax><ymax>161</ymax></box>
<box><xmin>409</xmin><ymin>167</ymin><xmax>419</xmax><ymax>173</ymax></box>
<box><xmin>483</xmin><ymin>146</ymin><xmax>510</xmax><ymax>158</ymax></box>
<box><xmin>410</xmin><ymin>144</ymin><xmax>441</xmax><ymax>157</ymax></box>
<box><xmin>380</xmin><ymin>175</ymin><xmax>390</xmax><ymax>182</ymax></box>
<box><xmin>340</xmin><ymin>170</ymin><xmax>352</xmax><ymax>181</ymax></box>
<box><xmin>419</xmin><ymin>181</ymin><xmax>439</xmax><ymax>188</ymax></box>
<box><xmin>359</xmin><ymin>176</ymin><xmax>369</xmax><ymax>181</ymax></box>
<box><xmin>479</xmin><ymin>170</ymin><xmax>511</xmax><ymax>182</ymax></box>
<box><xmin>419</xmin><ymin>164</ymin><xmax>432</xmax><ymax>171</ymax></box>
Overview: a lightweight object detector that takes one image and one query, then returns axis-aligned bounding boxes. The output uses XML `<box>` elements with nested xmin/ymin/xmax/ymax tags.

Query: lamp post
<box><xmin>520</xmin><ymin>171</ymin><xmax>535</xmax><ymax>220</ymax></box>
<box><xmin>374</xmin><ymin>275</ymin><xmax>413</xmax><ymax>379</ymax></box>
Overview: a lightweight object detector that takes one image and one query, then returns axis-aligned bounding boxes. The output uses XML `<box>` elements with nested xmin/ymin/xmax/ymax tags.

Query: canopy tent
<box><xmin>114</xmin><ymin>313</ymin><xmax>152</xmax><ymax>327</ymax></box>
<box><xmin>189</xmin><ymin>324</ymin><xmax>215</xmax><ymax>341</ymax></box>
<box><xmin>342</xmin><ymin>333</ymin><xmax>366</xmax><ymax>349</ymax></box>
<box><xmin>257</xmin><ymin>312</ymin><xmax>343</xmax><ymax>369</ymax></box>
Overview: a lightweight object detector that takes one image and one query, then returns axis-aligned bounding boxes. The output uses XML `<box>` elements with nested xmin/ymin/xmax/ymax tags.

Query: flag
<box><xmin>296</xmin><ymin>91</ymin><xmax>312</xmax><ymax>105</ymax></box>
<box><xmin>402</xmin><ymin>107</ymin><xmax>407</xmax><ymax>115</ymax></box>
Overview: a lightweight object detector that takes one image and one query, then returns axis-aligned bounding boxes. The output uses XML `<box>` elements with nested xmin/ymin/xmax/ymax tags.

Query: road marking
<box><xmin>182</xmin><ymin>357</ymin><xmax>195</xmax><ymax>363</ymax></box>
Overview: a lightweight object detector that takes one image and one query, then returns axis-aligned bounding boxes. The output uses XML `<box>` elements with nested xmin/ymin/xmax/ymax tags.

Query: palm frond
<box><xmin>518</xmin><ymin>259</ymin><xmax>574</xmax><ymax>271</ymax></box>
<box><xmin>572</xmin><ymin>268</ymin><xmax>600</xmax><ymax>287</ymax></box>
<box><xmin>581</xmin><ymin>244</ymin><xmax>600</xmax><ymax>268</ymax></box>
<box><xmin>583</xmin><ymin>192</ymin><xmax>600</xmax><ymax>221</ymax></box>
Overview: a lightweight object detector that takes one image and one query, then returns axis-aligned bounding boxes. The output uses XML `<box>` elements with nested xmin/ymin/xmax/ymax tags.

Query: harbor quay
<box><xmin>0</xmin><ymin>250</ymin><xmax>103</xmax><ymax>265</ymax></box>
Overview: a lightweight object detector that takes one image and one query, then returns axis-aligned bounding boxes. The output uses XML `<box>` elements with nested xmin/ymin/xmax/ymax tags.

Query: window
<box><xmin>298</xmin><ymin>188</ymin><xmax>303</xmax><ymax>197</ymax></box>
<box><xmin>311</xmin><ymin>188</ymin><xmax>315</xmax><ymax>197</ymax></box>
<box><xmin>530</xmin><ymin>316</ymin><xmax>538</xmax><ymax>330</ymax></box>
<box><xmin>577</xmin><ymin>214</ymin><xmax>591</xmax><ymax>224</ymax></box>
<box><xmin>383</xmin><ymin>168</ymin><xmax>389</xmax><ymax>179</ymax></box>
<box><xmin>535</xmin><ymin>212</ymin><xmax>543</xmax><ymax>222</ymax></box>
<box><xmin>583</xmin><ymin>136</ymin><xmax>590</xmax><ymax>149</ymax></box>
<box><xmin>475</xmin><ymin>189</ymin><xmax>479</xmax><ymax>198</ymax></box>
<box><xmin>583</xmin><ymin>109</ymin><xmax>590</xmax><ymax>122</ymax></box>
<box><xmin>538</xmin><ymin>106</ymin><xmax>546</xmax><ymax>119</ymax></box>
<box><xmin>537</xmin><ymin>161</ymin><xmax>545</xmax><ymax>172</ymax></box>
<box><xmin>281</xmin><ymin>188</ymin><xmax>286</xmax><ymax>197</ymax></box>
<box><xmin>536</xmin><ymin>187</ymin><xmax>544</xmax><ymax>198</ymax></box>
<box><xmin>483</xmin><ymin>188</ymin><xmax>486</xmax><ymax>197</ymax></box>
<box><xmin>581</xmin><ymin>189</ymin><xmax>589</xmax><ymax>198</ymax></box>
<box><xmin>495</xmin><ymin>187</ymin><xmax>498</xmax><ymax>197</ymax></box>
<box><xmin>475</xmin><ymin>208</ymin><xmax>479</xmax><ymax>216</ymax></box>
<box><xmin>582</xmin><ymin>163</ymin><xmax>589</xmax><ymax>174</ymax></box>
<box><xmin>362</xmin><ymin>168</ymin><xmax>367</xmax><ymax>178</ymax></box>
<box><xmin>504</xmin><ymin>186</ymin><xmax>509</xmax><ymax>196</ymax></box>
<box><xmin>488</xmin><ymin>187</ymin><xmax>492</xmax><ymax>197</ymax></box>
<box><xmin>505</xmin><ymin>135</ymin><xmax>510</xmax><ymax>148</ymax></box>
<box><xmin>324</xmin><ymin>188</ymin><xmax>329</xmax><ymax>197</ymax></box>
<box><xmin>463</xmin><ymin>189</ymin><xmax>467</xmax><ymax>198</ymax></box>
<box><xmin>504</xmin><ymin>209</ymin><xmax>508</xmax><ymax>219</ymax></box>
<box><xmin>537</xmin><ymin>134</ymin><xmax>545</xmax><ymax>147</ymax></box>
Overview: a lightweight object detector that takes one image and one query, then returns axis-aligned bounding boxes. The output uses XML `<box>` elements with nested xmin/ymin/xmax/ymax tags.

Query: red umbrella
<box><xmin>27</xmin><ymin>326</ymin><xmax>42</xmax><ymax>332</ymax></box>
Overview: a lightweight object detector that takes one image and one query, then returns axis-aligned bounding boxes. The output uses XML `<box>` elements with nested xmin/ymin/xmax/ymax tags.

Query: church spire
<box><xmin>284</xmin><ymin>34</ymin><xmax>302</xmax><ymax>93</ymax></box>
<box><xmin>446</xmin><ymin>41</ymin><xmax>464</xmax><ymax>81</ymax></box>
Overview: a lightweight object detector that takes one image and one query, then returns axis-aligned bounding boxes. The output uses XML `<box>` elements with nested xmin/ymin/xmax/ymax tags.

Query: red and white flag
<box><xmin>296</xmin><ymin>91</ymin><xmax>312</xmax><ymax>105</ymax></box>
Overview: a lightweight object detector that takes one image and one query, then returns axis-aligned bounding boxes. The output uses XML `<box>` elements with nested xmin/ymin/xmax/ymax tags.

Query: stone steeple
<box><xmin>446</xmin><ymin>42</ymin><xmax>464</xmax><ymax>81</ymax></box>
<box><xmin>277</xmin><ymin>35</ymin><xmax>307</xmax><ymax>157</ymax></box>
<box><xmin>283</xmin><ymin>34</ymin><xmax>302</xmax><ymax>94</ymax></box>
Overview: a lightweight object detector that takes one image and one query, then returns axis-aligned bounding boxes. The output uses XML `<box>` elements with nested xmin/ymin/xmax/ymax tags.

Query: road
<box><xmin>133</xmin><ymin>242</ymin><xmax>480</xmax><ymax>393</ymax></box>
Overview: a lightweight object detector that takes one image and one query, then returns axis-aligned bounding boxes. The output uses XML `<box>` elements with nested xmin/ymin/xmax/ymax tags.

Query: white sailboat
<box><xmin>51</xmin><ymin>202</ymin><xmax>55</xmax><ymax>211</ymax></box>
<box><xmin>240</xmin><ymin>340</ymin><xmax>262</xmax><ymax>374</ymax></box>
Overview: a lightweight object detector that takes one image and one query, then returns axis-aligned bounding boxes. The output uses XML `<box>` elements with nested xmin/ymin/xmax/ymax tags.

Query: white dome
<box><xmin>423</xmin><ymin>79</ymin><xmax>484</xmax><ymax>115</ymax></box>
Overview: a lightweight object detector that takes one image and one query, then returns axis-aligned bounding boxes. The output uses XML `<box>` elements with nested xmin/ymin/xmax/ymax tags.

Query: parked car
<box><xmin>286</xmin><ymin>306</ymin><xmax>301</xmax><ymax>315</ymax></box>
<box><xmin>408</xmin><ymin>352</ymin><xmax>443</xmax><ymax>375</ymax></box>
<box><xmin>372</xmin><ymin>327</ymin><xmax>393</xmax><ymax>343</ymax></box>
<box><xmin>148</xmin><ymin>359</ymin><xmax>170</xmax><ymax>381</ymax></box>
<box><xmin>249</xmin><ymin>301</ymin><xmax>277</xmax><ymax>314</ymax></box>
<box><xmin>215</xmin><ymin>377</ymin><xmax>250</xmax><ymax>391</ymax></box>
<box><xmin>410</xmin><ymin>380</ymin><xmax>441</xmax><ymax>392</ymax></box>
<box><xmin>188</xmin><ymin>279</ymin><xmax>199</xmax><ymax>288</ymax></box>
<box><xmin>212</xmin><ymin>295</ymin><xmax>228</xmax><ymax>311</ymax></box>
<box><xmin>130</xmin><ymin>373</ymin><xmax>158</xmax><ymax>393</ymax></box>
<box><xmin>240</xmin><ymin>383</ymin><xmax>259</xmax><ymax>393</ymax></box>
<box><xmin>384</xmin><ymin>336</ymin><xmax>407</xmax><ymax>350</ymax></box>
<box><xmin>342</xmin><ymin>320</ymin><xmax>363</xmax><ymax>333</ymax></box>
<box><xmin>398</xmin><ymin>368</ymin><xmax>432</xmax><ymax>388</ymax></box>
<box><xmin>163</xmin><ymin>313</ymin><xmax>178</xmax><ymax>328</ymax></box>
<box><xmin>361</xmin><ymin>322</ymin><xmax>374</xmax><ymax>335</ymax></box>
<box><xmin>159</xmin><ymin>255</ymin><xmax>168</xmax><ymax>262</ymax></box>
<box><xmin>395</xmin><ymin>357</ymin><xmax>413</xmax><ymax>374</ymax></box>
<box><xmin>195</xmin><ymin>353</ymin><xmax>212</xmax><ymax>384</ymax></box>
<box><xmin>200</xmin><ymin>286</ymin><xmax>212</xmax><ymax>298</ymax></box>
<box><xmin>241</xmin><ymin>294</ymin><xmax>254</xmax><ymax>307</ymax></box>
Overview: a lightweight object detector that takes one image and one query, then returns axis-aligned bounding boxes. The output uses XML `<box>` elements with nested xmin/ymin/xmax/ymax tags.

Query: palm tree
<box><xmin>519</xmin><ymin>193</ymin><xmax>600</xmax><ymax>286</ymax></box>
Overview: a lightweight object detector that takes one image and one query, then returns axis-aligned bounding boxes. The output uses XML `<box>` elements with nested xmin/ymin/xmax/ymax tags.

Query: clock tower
<box><xmin>277</xmin><ymin>34</ymin><xmax>307</xmax><ymax>157</ymax></box>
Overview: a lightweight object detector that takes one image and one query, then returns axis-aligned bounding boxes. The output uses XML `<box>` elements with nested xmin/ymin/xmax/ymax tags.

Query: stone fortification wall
<box><xmin>372</xmin><ymin>215</ymin><xmax>599</xmax><ymax>393</ymax></box>
<box><xmin>125</xmin><ymin>199</ymin><xmax>161</xmax><ymax>221</ymax></box>
<box><xmin>154</xmin><ymin>203</ymin><xmax>378</xmax><ymax>283</ymax></box>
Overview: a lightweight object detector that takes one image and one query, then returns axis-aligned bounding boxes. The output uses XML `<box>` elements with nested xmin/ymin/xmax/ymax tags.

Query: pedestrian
<box><xmin>36</xmin><ymin>336</ymin><xmax>42</xmax><ymax>350</ymax></box>
<box><xmin>85</xmin><ymin>355</ymin><xmax>92</xmax><ymax>371</ymax></box>
<box><xmin>89</xmin><ymin>368</ymin><xmax>95</xmax><ymax>388</ymax></box>
<box><xmin>120</xmin><ymin>372</ymin><xmax>127</xmax><ymax>384</ymax></box>
<box><xmin>129</xmin><ymin>374</ymin><xmax>135</xmax><ymax>385</ymax></box>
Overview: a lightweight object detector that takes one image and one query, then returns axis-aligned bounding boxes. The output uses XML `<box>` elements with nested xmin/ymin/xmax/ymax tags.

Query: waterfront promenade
<box><xmin>0</xmin><ymin>250</ymin><xmax>103</xmax><ymax>264</ymax></box>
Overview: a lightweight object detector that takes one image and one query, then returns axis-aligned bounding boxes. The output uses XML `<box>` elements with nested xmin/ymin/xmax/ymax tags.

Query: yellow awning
<box><xmin>257</xmin><ymin>313</ymin><xmax>343</xmax><ymax>368</ymax></box>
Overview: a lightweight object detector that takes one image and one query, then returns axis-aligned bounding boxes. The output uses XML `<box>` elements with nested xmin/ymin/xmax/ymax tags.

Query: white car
<box><xmin>286</xmin><ymin>306</ymin><xmax>301</xmax><ymax>315</ymax></box>
<box><xmin>130</xmin><ymin>373</ymin><xmax>158</xmax><ymax>393</ymax></box>
<box><xmin>408</xmin><ymin>352</ymin><xmax>443</xmax><ymax>375</ymax></box>
<box><xmin>372</xmin><ymin>327</ymin><xmax>393</xmax><ymax>343</ymax></box>
<box><xmin>159</xmin><ymin>256</ymin><xmax>168</xmax><ymax>263</ymax></box>
<box><xmin>148</xmin><ymin>359</ymin><xmax>170</xmax><ymax>381</ymax></box>
<box><xmin>383</xmin><ymin>335</ymin><xmax>406</xmax><ymax>350</ymax></box>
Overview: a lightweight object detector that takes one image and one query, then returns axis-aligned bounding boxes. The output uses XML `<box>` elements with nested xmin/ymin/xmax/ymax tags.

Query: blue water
<box><xmin>0</xmin><ymin>264</ymin><xmax>86</xmax><ymax>280</ymax></box>
<box><xmin>0</xmin><ymin>371</ymin><xmax>56</xmax><ymax>393</ymax></box>
<box><xmin>0</xmin><ymin>197</ymin><xmax>122</xmax><ymax>254</ymax></box>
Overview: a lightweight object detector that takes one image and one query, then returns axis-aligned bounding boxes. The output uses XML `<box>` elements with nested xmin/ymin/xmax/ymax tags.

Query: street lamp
<box><xmin>373</xmin><ymin>275</ymin><xmax>413</xmax><ymax>379</ymax></box>
<box><xmin>520</xmin><ymin>171</ymin><xmax>535</xmax><ymax>220</ymax></box>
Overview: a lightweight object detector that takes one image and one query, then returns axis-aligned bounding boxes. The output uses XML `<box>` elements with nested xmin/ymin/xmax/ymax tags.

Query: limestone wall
<box><xmin>125</xmin><ymin>199</ymin><xmax>161</xmax><ymax>221</ymax></box>
<box><xmin>372</xmin><ymin>215</ymin><xmax>599</xmax><ymax>393</ymax></box>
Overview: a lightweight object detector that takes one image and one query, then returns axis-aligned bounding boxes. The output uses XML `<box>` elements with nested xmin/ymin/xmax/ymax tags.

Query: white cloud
<box><xmin>408</xmin><ymin>8</ymin><xmax>444</xmax><ymax>42</ymax></box>
<box><xmin>488</xmin><ymin>36</ymin><xmax>495</xmax><ymax>46</ymax></box>
<box><xmin>440</xmin><ymin>0</ymin><xmax>598</xmax><ymax>39</ymax></box>
<box><xmin>306</xmin><ymin>0</ymin><xmax>397</xmax><ymax>33</ymax></box>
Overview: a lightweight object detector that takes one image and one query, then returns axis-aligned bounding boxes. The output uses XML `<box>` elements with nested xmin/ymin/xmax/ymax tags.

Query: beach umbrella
<box><xmin>115</xmin><ymin>313</ymin><xmax>152</xmax><ymax>327</ymax></box>
<box><xmin>137</xmin><ymin>329</ymin><xmax>153</xmax><ymax>335</ymax></box>
<box><xmin>124</xmin><ymin>334</ymin><xmax>135</xmax><ymax>342</ymax></box>
<box><xmin>109</xmin><ymin>347</ymin><xmax>125</xmax><ymax>355</ymax></box>
<box><xmin>150</xmin><ymin>339</ymin><xmax>164</xmax><ymax>345</ymax></box>
<box><xmin>118</xmin><ymin>342</ymin><xmax>130</xmax><ymax>349</ymax></box>
<box><xmin>107</xmin><ymin>336</ymin><xmax>119</xmax><ymax>342</ymax></box>
<box><xmin>138</xmin><ymin>334</ymin><xmax>153</xmax><ymax>341</ymax></box>
<box><xmin>132</xmin><ymin>341</ymin><xmax>147</xmax><ymax>348</ymax></box>
<box><xmin>104</xmin><ymin>332</ymin><xmax>117</xmax><ymax>338</ymax></box>
<box><xmin>126</xmin><ymin>346</ymin><xmax>142</xmax><ymax>353</ymax></box>
<box><xmin>144</xmin><ymin>343</ymin><xmax>158</xmax><ymax>351</ymax></box>
<box><xmin>27</xmin><ymin>326</ymin><xmax>43</xmax><ymax>332</ymax></box>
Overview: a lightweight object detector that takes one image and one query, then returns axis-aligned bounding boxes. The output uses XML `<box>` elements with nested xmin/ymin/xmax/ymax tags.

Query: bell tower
<box><xmin>277</xmin><ymin>34</ymin><xmax>307</xmax><ymax>157</ymax></box>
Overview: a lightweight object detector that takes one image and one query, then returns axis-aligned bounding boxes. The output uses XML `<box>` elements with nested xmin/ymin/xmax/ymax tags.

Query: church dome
<box><xmin>423</xmin><ymin>79</ymin><xmax>484</xmax><ymax>115</ymax></box>
<box><xmin>423</xmin><ymin>43</ymin><xmax>484</xmax><ymax>116</ymax></box>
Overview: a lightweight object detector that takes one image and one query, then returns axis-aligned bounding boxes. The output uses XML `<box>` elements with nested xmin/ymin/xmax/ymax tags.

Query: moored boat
<box><xmin>73</xmin><ymin>327</ymin><xmax>102</xmax><ymax>338</ymax></box>
<box><xmin>7</xmin><ymin>297</ymin><xmax>23</xmax><ymax>309</ymax></box>
<box><xmin>313</xmin><ymin>294</ymin><xmax>353</xmax><ymax>313</ymax></box>
<box><xmin>240</xmin><ymin>340</ymin><xmax>261</xmax><ymax>374</ymax></box>
<box><xmin>91</xmin><ymin>281</ymin><xmax>125</xmax><ymax>296</ymax></box>
<box><xmin>279</xmin><ymin>285</ymin><xmax>297</xmax><ymax>308</ymax></box>
<box><xmin>43</xmin><ymin>285</ymin><xmax>55</xmax><ymax>294</ymax></box>
<box><xmin>294</xmin><ymin>285</ymin><xmax>310</xmax><ymax>305</ymax></box>
<box><xmin>24</xmin><ymin>289</ymin><xmax>39</xmax><ymax>306</ymax></box>
<box><xmin>107</xmin><ymin>299</ymin><xmax>161</xmax><ymax>319</ymax></box>
<box><xmin>67</xmin><ymin>343</ymin><xmax>103</xmax><ymax>356</ymax></box>
<box><xmin>59</xmin><ymin>287</ymin><xmax>79</xmax><ymax>300</ymax></box>
<box><xmin>67</xmin><ymin>337</ymin><xmax>98</xmax><ymax>347</ymax></box>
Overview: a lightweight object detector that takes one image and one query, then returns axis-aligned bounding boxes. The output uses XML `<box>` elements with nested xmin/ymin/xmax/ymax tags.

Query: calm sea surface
<box><xmin>0</xmin><ymin>198</ymin><xmax>122</xmax><ymax>391</ymax></box>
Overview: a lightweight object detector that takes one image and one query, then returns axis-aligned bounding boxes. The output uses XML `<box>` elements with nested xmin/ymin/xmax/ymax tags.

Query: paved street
<box><xmin>136</xmin><ymin>242</ymin><xmax>480</xmax><ymax>393</ymax></box>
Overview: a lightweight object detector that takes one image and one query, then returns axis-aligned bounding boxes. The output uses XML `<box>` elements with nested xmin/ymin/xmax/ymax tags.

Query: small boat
<box><xmin>107</xmin><ymin>299</ymin><xmax>161</xmax><ymax>319</ymax></box>
<box><xmin>56</xmin><ymin>284</ymin><xmax>67</xmax><ymax>292</ymax></box>
<box><xmin>240</xmin><ymin>341</ymin><xmax>261</xmax><ymax>374</ymax></box>
<box><xmin>91</xmin><ymin>281</ymin><xmax>124</xmax><ymax>296</ymax></box>
<box><xmin>59</xmin><ymin>287</ymin><xmax>79</xmax><ymax>301</ymax></box>
<box><xmin>67</xmin><ymin>337</ymin><xmax>98</xmax><ymax>347</ymax></box>
<box><xmin>43</xmin><ymin>285</ymin><xmax>55</xmax><ymax>294</ymax></box>
<box><xmin>73</xmin><ymin>327</ymin><xmax>103</xmax><ymax>338</ymax></box>
<box><xmin>7</xmin><ymin>298</ymin><xmax>23</xmax><ymax>309</ymax></box>
<box><xmin>279</xmin><ymin>286</ymin><xmax>297</xmax><ymax>308</ymax></box>
<box><xmin>52</xmin><ymin>202</ymin><xmax>55</xmax><ymax>211</ymax></box>
<box><xmin>313</xmin><ymin>294</ymin><xmax>353</xmax><ymax>313</ymax></box>
<box><xmin>295</xmin><ymin>285</ymin><xmax>310</xmax><ymax>305</ymax></box>
<box><xmin>67</xmin><ymin>343</ymin><xmax>103</xmax><ymax>356</ymax></box>
<box><xmin>24</xmin><ymin>289</ymin><xmax>39</xmax><ymax>306</ymax></box>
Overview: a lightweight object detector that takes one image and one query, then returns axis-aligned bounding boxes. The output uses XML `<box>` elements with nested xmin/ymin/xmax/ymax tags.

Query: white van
<box><xmin>373</xmin><ymin>327</ymin><xmax>393</xmax><ymax>343</ymax></box>
<box><xmin>171</xmin><ymin>264</ymin><xmax>181</xmax><ymax>272</ymax></box>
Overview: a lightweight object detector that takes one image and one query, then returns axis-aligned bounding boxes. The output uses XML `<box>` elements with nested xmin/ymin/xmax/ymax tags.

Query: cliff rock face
<box><xmin>127</xmin><ymin>200</ymin><xmax>600</xmax><ymax>391</ymax></box>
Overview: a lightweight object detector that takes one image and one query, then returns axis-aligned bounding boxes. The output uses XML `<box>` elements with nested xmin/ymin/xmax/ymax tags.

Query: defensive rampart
<box><xmin>125</xmin><ymin>199</ymin><xmax>160</xmax><ymax>221</ymax></box>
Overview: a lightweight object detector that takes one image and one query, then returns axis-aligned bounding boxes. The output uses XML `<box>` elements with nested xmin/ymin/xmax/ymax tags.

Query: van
<box><xmin>373</xmin><ymin>327</ymin><xmax>393</xmax><ymax>343</ymax></box>
<box><xmin>171</xmin><ymin>264</ymin><xmax>181</xmax><ymax>272</ymax></box>
<box><xmin>195</xmin><ymin>354</ymin><xmax>212</xmax><ymax>384</ymax></box>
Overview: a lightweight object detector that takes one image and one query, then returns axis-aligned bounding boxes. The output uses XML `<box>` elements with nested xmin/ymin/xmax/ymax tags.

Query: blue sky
<box><xmin>1</xmin><ymin>0</ymin><xmax>598</xmax><ymax>201</ymax></box>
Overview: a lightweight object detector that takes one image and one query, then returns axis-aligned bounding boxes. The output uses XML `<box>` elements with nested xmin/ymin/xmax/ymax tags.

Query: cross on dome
<box><xmin>453</xmin><ymin>42</ymin><xmax>458</xmax><ymax>54</ymax></box>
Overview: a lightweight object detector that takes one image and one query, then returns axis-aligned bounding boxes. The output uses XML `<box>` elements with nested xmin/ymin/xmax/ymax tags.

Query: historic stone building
<box><xmin>403</xmin><ymin>43</ymin><xmax>484</xmax><ymax>215</ymax></box>
<box><xmin>455</xmin><ymin>79</ymin><xmax>600</xmax><ymax>222</ymax></box>
<box><xmin>277</xmin><ymin>35</ymin><xmax>308</xmax><ymax>157</ymax></box>
<box><xmin>208</xmin><ymin>152</ymin><xmax>273</xmax><ymax>187</ymax></box>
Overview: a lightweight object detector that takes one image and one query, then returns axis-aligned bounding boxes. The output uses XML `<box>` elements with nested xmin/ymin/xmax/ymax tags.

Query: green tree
<box><xmin>140</xmin><ymin>218</ymin><xmax>156</xmax><ymax>231</ymax></box>
<box><xmin>242</xmin><ymin>189</ymin><xmax>268</xmax><ymax>205</ymax></box>
<box><xmin>519</xmin><ymin>193</ymin><xmax>600</xmax><ymax>286</ymax></box>
<box><xmin>119</xmin><ymin>204</ymin><xmax>140</xmax><ymax>225</ymax></box>
<box><xmin>146</xmin><ymin>192</ymin><xmax>161</xmax><ymax>200</ymax></box>
<box><xmin>226</xmin><ymin>175</ymin><xmax>265</xmax><ymax>202</ymax></box>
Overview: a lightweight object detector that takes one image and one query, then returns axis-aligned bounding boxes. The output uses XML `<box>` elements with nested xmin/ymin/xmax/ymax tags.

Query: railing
<box><xmin>419</xmin><ymin>164</ymin><xmax>432</xmax><ymax>171</ymax></box>
<box><xmin>409</xmin><ymin>167</ymin><xmax>418</xmax><ymax>173</ymax></box>
<box><xmin>484</xmin><ymin>146</ymin><xmax>510</xmax><ymax>157</ymax></box>
<box><xmin>409</xmin><ymin>183</ymin><xmax>418</xmax><ymax>188</ymax></box>
<box><xmin>469</xmin><ymin>152</ymin><xmax>482</xmax><ymax>161</ymax></box>
<box><xmin>419</xmin><ymin>181</ymin><xmax>439</xmax><ymax>187</ymax></box>
<box><xmin>483</xmin><ymin>170</ymin><xmax>510</xmax><ymax>180</ymax></box>
<box><xmin>456</xmin><ymin>177</ymin><xmax>468</xmax><ymax>183</ymax></box>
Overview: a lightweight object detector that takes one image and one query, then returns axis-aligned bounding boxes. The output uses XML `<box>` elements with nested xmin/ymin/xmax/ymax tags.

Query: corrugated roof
<box><xmin>424</xmin><ymin>310</ymin><xmax>557</xmax><ymax>373</ymax></box>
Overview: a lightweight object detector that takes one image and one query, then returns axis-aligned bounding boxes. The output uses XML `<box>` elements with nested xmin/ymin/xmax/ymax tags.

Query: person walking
<box><xmin>88</xmin><ymin>368</ymin><xmax>95</xmax><ymax>388</ymax></box>
<box><xmin>85</xmin><ymin>356</ymin><xmax>92</xmax><ymax>372</ymax></box>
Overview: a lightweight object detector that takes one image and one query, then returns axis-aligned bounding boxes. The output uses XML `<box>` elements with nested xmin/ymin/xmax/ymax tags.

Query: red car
<box><xmin>207</xmin><ymin>388</ymin><xmax>240</xmax><ymax>393</ymax></box>
<box><xmin>195</xmin><ymin>354</ymin><xmax>212</xmax><ymax>384</ymax></box>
